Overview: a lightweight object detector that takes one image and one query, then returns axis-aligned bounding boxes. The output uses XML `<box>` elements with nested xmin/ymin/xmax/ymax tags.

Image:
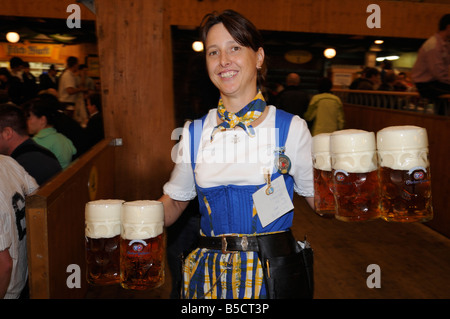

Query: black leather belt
<box><xmin>198</xmin><ymin>235</ymin><xmax>259</xmax><ymax>253</ymax></box>
<box><xmin>197</xmin><ymin>231</ymin><xmax>296</xmax><ymax>255</ymax></box>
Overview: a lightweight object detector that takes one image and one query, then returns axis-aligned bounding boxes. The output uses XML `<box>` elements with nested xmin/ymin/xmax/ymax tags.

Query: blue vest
<box><xmin>189</xmin><ymin>109</ymin><xmax>295</xmax><ymax>236</ymax></box>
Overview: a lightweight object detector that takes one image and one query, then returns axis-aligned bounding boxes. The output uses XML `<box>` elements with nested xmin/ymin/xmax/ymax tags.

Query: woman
<box><xmin>24</xmin><ymin>97</ymin><xmax>77</xmax><ymax>169</ymax></box>
<box><xmin>159</xmin><ymin>10</ymin><xmax>314</xmax><ymax>299</ymax></box>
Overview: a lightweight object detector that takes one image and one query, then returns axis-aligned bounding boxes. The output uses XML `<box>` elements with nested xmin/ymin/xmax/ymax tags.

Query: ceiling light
<box><xmin>6</xmin><ymin>32</ymin><xmax>20</xmax><ymax>43</ymax></box>
<box><xmin>374</xmin><ymin>40</ymin><xmax>384</xmax><ymax>44</ymax></box>
<box><xmin>323</xmin><ymin>48</ymin><xmax>336</xmax><ymax>59</ymax></box>
<box><xmin>192</xmin><ymin>41</ymin><xmax>204</xmax><ymax>52</ymax></box>
<box><xmin>376</xmin><ymin>55</ymin><xmax>400</xmax><ymax>61</ymax></box>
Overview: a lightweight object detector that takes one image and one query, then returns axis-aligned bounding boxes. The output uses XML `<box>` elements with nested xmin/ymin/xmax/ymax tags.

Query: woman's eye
<box><xmin>208</xmin><ymin>50</ymin><xmax>218</xmax><ymax>56</ymax></box>
<box><xmin>231</xmin><ymin>46</ymin><xmax>241</xmax><ymax>52</ymax></box>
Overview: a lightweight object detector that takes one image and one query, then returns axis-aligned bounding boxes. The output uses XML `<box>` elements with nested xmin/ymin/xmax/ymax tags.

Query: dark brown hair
<box><xmin>22</xmin><ymin>97</ymin><xmax>58</xmax><ymax>126</ymax></box>
<box><xmin>200</xmin><ymin>9</ymin><xmax>267</xmax><ymax>86</ymax></box>
<box><xmin>0</xmin><ymin>103</ymin><xmax>28</xmax><ymax>136</ymax></box>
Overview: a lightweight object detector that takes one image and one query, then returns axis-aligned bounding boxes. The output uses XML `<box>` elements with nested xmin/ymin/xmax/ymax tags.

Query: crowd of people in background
<box><xmin>0</xmin><ymin>55</ymin><xmax>105</xmax><ymax>172</ymax></box>
<box><xmin>349</xmin><ymin>62</ymin><xmax>415</xmax><ymax>92</ymax></box>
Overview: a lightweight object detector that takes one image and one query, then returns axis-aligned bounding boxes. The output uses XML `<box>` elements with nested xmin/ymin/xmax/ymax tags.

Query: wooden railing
<box><xmin>333</xmin><ymin>89</ymin><xmax>450</xmax><ymax>116</ymax></box>
<box><xmin>25</xmin><ymin>139</ymin><xmax>116</xmax><ymax>299</ymax></box>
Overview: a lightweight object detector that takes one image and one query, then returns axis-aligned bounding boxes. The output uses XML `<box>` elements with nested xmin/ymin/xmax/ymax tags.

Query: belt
<box><xmin>197</xmin><ymin>231</ymin><xmax>296</xmax><ymax>255</ymax></box>
<box><xmin>198</xmin><ymin>235</ymin><xmax>259</xmax><ymax>253</ymax></box>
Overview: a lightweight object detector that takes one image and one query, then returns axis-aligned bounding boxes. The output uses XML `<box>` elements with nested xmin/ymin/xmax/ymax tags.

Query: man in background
<box><xmin>276</xmin><ymin>73</ymin><xmax>310</xmax><ymax>117</ymax></box>
<box><xmin>412</xmin><ymin>14</ymin><xmax>450</xmax><ymax>114</ymax></box>
<box><xmin>0</xmin><ymin>103</ymin><xmax>62</xmax><ymax>185</ymax></box>
<box><xmin>0</xmin><ymin>155</ymin><xmax>38</xmax><ymax>299</ymax></box>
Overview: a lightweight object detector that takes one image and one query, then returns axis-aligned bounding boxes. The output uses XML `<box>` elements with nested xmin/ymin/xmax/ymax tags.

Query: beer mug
<box><xmin>330</xmin><ymin>129</ymin><xmax>381</xmax><ymax>221</ymax></box>
<box><xmin>377</xmin><ymin>126</ymin><xmax>433</xmax><ymax>222</ymax></box>
<box><xmin>85</xmin><ymin>199</ymin><xmax>123</xmax><ymax>285</ymax></box>
<box><xmin>120</xmin><ymin>200</ymin><xmax>165</xmax><ymax>290</ymax></box>
<box><xmin>312</xmin><ymin>133</ymin><xmax>335</xmax><ymax>217</ymax></box>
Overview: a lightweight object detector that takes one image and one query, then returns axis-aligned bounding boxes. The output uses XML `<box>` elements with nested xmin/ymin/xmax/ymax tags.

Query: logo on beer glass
<box><xmin>129</xmin><ymin>239</ymin><xmax>148</xmax><ymax>254</ymax></box>
<box><xmin>409</xmin><ymin>166</ymin><xmax>426</xmax><ymax>181</ymax></box>
<box><xmin>334</xmin><ymin>169</ymin><xmax>349</xmax><ymax>182</ymax></box>
<box><xmin>413</xmin><ymin>170</ymin><xmax>424</xmax><ymax>180</ymax></box>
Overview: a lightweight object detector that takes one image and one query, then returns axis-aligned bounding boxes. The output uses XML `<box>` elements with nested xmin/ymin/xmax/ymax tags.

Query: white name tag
<box><xmin>252</xmin><ymin>176</ymin><xmax>294</xmax><ymax>228</ymax></box>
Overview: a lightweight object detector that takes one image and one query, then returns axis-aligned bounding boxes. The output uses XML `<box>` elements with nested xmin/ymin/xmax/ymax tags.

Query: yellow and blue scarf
<box><xmin>211</xmin><ymin>90</ymin><xmax>266</xmax><ymax>141</ymax></box>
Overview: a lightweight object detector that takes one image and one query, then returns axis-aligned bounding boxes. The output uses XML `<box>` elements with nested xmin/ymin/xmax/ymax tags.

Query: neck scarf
<box><xmin>211</xmin><ymin>89</ymin><xmax>266</xmax><ymax>141</ymax></box>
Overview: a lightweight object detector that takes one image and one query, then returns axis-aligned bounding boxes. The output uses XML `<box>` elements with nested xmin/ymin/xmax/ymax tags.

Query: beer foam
<box><xmin>312</xmin><ymin>133</ymin><xmax>331</xmax><ymax>171</ymax></box>
<box><xmin>377</xmin><ymin>126</ymin><xmax>429</xmax><ymax>170</ymax></box>
<box><xmin>330</xmin><ymin>130</ymin><xmax>377</xmax><ymax>173</ymax></box>
<box><xmin>121</xmin><ymin>200</ymin><xmax>164</xmax><ymax>240</ymax></box>
<box><xmin>85</xmin><ymin>199</ymin><xmax>124</xmax><ymax>238</ymax></box>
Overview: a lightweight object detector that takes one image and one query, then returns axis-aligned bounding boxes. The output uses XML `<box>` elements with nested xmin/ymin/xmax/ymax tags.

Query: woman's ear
<box><xmin>256</xmin><ymin>47</ymin><xmax>265</xmax><ymax>69</ymax></box>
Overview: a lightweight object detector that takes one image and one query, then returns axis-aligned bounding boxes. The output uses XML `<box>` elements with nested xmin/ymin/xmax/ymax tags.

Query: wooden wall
<box><xmin>0</xmin><ymin>0</ymin><xmax>96</xmax><ymax>20</ymax></box>
<box><xmin>4</xmin><ymin>0</ymin><xmax>448</xmax><ymax>40</ymax></box>
<box><xmin>167</xmin><ymin>0</ymin><xmax>449</xmax><ymax>39</ymax></box>
<box><xmin>343</xmin><ymin>104</ymin><xmax>450</xmax><ymax>238</ymax></box>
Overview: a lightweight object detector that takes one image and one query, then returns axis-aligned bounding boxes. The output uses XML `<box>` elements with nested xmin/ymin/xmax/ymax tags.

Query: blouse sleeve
<box><xmin>162</xmin><ymin>121</ymin><xmax>197</xmax><ymax>201</ymax></box>
<box><xmin>285</xmin><ymin>115</ymin><xmax>314</xmax><ymax>197</ymax></box>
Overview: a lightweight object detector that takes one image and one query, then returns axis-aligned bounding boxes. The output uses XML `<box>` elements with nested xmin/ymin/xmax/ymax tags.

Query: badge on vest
<box><xmin>252</xmin><ymin>175</ymin><xmax>294</xmax><ymax>227</ymax></box>
<box><xmin>274</xmin><ymin>147</ymin><xmax>291</xmax><ymax>174</ymax></box>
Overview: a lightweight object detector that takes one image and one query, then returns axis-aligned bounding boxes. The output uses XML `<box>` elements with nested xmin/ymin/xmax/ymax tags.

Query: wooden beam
<box><xmin>95</xmin><ymin>0</ymin><xmax>175</xmax><ymax>200</ymax></box>
<box><xmin>168</xmin><ymin>0</ymin><xmax>450</xmax><ymax>39</ymax></box>
<box><xmin>1</xmin><ymin>0</ymin><xmax>95</xmax><ymax>20</ymax></box>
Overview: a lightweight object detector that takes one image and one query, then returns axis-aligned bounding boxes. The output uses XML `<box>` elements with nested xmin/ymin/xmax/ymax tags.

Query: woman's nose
<box><xmin>219</xmin><ymin>52</ymin><xmax>231</xmax><ymax>67</ymax></box>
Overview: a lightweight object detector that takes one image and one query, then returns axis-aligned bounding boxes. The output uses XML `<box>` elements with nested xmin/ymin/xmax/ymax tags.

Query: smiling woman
<box><xmin>159</xmin><ymin>9</ymin><xmax>315</xmax><ymax>300</ymax></box>
<box><xmin>204</xmin><ymin>23</ymin><xmax>264</xmax><ymax>112</ymax></box>
<box><xmin>201</xmin><ymin>10</ymin><xmax>267</xmax><ymax>110</ymax></box>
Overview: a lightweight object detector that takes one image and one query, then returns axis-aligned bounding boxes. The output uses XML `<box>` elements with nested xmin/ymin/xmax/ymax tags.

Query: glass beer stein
<box><xmin>312</xmin><ymin>133</ymin><xmax>335</xmax><ymax>217</ymax></box>
<box><xmin>330</xmin><ymin>129</ymin><xmax>381</xmax><ymax>222</ymax></box>
<box><xmin>120</xmin><ymin>200</ymin><xmax>165</xmax><ymax>290</ymax></box>
<box><xmin>85</xmin><ymin>199</ymin><xmax>124</xmax><ymax>285</ymax></box>
<box><xmin>377</xmin><ymin>126</ymin><xmax>433</xmax><ymax>222</ymax></box>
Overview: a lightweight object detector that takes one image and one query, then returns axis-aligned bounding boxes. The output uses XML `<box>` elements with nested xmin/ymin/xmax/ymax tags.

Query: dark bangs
<box><xmin>201</xmin><ymin>10</ymin><xmax>264</xmax><ymax>52</ymax></box>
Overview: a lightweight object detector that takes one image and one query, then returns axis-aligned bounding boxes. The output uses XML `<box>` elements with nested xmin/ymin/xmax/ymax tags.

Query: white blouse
<box><xmin>163</xmin><ymin>105</ymin><xmax>314</xmax><ymax>201</ymax></box>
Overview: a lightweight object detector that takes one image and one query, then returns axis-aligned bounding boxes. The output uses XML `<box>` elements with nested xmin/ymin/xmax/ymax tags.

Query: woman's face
<box><xmin>27</xmin><ymin>113</ymin><xmax>46</xmax><ymax>135</ymax></box>
<box><xmin>205</xmin><ymin>23</ymin><xmax>264</xmax><ymax>106</ymax></box>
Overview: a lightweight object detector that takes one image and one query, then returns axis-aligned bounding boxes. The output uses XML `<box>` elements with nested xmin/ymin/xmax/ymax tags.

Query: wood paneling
<box><xmin>4</xmin><ymin>0</ymin><xmax>450</xmax><ymax>39</ymax></box>
<box><xmin>1</xmin><ymin>0</ymin><xmax>96</xmax><ymax>20</ymax></box>
<box><xmin>26</xmin><ymin>139</ymin><xmax>115</xmax><ymax>298</ymax></box>
<box><xmin>95</xmin><ymin>0</ymin><xmax>176</xmax><ymax>200</ymax></box>
<box><xmin>167</xmin><ymin>0</ymin><xmax>449</xmax><ymax>39</ymax></box>
<box><xmin>343</xmin><ymin>104</ymin><xmax>450</xmax><ymax>238</ymax></box>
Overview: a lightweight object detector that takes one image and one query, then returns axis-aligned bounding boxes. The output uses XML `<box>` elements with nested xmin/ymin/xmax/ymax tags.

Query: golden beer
<box><xmin>120</xmin><ymin>200</ymin><xmax>165</xmax><ymax>290</ymax></box>
<box><xmin>331</xmin><ymin>130</ymin><xmax>381</xmax><ymax>222</ymax></box>
<box><xmin>312</xmin><ymin>133</ymin><xmax>335</xmax><ymax>217</ymax></box>
<box><xmin>120</xmin><ymin>234</ymin><xmax>165</xmax><ymax>290</ymax></box>
<box><xmin>377</xmin><ymin>126</ymin><xmax>433</xmax><ymax>222</ymax></box>
<box><xmin>332</xmin><ymin>170</ymin><xmax>381</xmax><ymax>221</ymax></box>
<box><xmin>313</xmin><ymin>168</ymin><xmax>335</xmax><ymax>216</ymax></box>
<box><xmin>86</xmin><ymin>235</ymin><xmax>120</xmax><ymax>285</ymax></box>
<box><xmin>85</xmin><ymin>199</ymin><xmax>124</xmax><ymax>285</ymax></box>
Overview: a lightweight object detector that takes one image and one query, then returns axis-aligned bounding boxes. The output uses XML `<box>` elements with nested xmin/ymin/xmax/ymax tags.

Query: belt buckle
<box><xmin>241</xmin><ymin>236</ymin><xmax>249</xmax><ymax>251</ymax></box>
<box><xmin>221</xmin><ymin>236</ymin><xmax>249</xmax><ymax>253</ymax></box>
